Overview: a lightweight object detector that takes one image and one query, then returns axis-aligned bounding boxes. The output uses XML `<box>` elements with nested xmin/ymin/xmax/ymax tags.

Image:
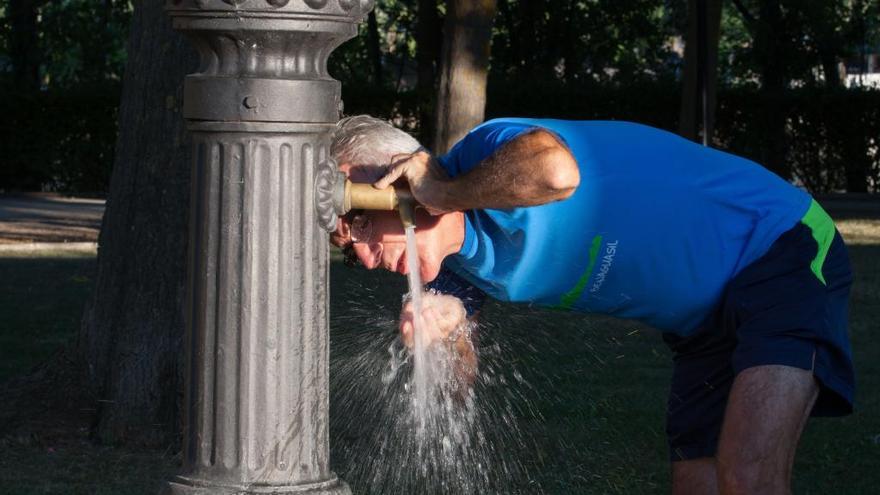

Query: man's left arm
<box><xmin>374</xmin><ymin>128</ymin><xmax>580</xmax><ymax>213</ymax></box>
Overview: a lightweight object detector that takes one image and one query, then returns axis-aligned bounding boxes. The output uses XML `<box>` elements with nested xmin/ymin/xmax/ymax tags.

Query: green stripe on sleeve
<box><xmin>557</xmin><ymin>234</ymin><xmax>604</xmax><ymax>310</ymax></box>
<box><xmin>800</xmin><ymin>199</ymin><xmax>835</xmax><ymax>286</ymax></box>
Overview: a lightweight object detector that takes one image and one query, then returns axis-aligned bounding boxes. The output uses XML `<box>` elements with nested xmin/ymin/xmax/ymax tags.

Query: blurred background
<box><xmin>0</xmin><ymin>2</ymin><xmax>878</xmax><ymax>494</ymax></box>
<box><xmin>2</xmin><ymin>0</ymin><xmax>879</xmax><ymax>195</ymax></box>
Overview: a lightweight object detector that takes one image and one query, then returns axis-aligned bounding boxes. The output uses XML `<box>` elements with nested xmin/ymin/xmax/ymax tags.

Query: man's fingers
<box><xmin>425</xmin><ymin>206</ymin><xmax>447</xmax><ymax>216</ymax></box>
<box><xmin>399</xmin><ymin>294</ymin><xmax>468</xmax><ymax>349</ymax></box>
<box><xmin>389</xmin><ymin>153</ymin><xmax>413</xmax><ymax>166</ymax></box>
<box><xmin>374</xmin><ymin>160</ymin><xmax>409</xmax><ymax>190</ymax></box>
<box><xmin>400</xmin><ymin>320</ymin><xmax>413</xmax><ymax>348</ymax></box>
<box><xmin>422</xmin><ymin>307</ymin><xmax>445</xmax><ymax>342</ymax></box>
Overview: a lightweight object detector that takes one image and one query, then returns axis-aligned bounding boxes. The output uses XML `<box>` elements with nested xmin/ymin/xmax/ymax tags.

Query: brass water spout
<box><xmin>332</xmin><ymin>176</ymin><xmax>417</xmax><ymax>228</ymax></box>
<box><xmin>397</xmin><ymin>198</ymin><xmax>416</xmax><ymax>229</ymax></box>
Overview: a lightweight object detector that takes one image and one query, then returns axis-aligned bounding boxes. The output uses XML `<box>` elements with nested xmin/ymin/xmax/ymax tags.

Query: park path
<box><xmin>0</xmin><ymin>192</ymin><xmax>874</xmax><ymax>245</ymax></box>
<box><xmin>0</xmin><ymin>194</ymin><xmax>104</xmax><ymax>245</ymax></box>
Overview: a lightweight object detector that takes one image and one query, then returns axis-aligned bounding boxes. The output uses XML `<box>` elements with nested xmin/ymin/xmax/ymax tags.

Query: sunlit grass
<box><xmin>1</xmin><ymin>218</ymin><xmax>878</xmax><ymax>494</ymax></box>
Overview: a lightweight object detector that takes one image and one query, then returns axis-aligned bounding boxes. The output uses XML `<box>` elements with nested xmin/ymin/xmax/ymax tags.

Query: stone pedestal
<box><xmin>163</xmin><ymin>1</ymin><xmax>373</xmax><ymax>493</ymax></box>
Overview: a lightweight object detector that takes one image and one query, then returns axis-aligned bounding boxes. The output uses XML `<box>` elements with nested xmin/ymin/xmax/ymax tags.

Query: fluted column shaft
<box><xmin>163</xmin><ymin>1</ymin><xmax>373</xmax><ymax>493</ymax></box>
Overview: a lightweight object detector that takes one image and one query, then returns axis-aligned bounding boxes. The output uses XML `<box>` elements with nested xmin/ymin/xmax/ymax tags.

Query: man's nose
<box><xmin>353</xmin><ymin>243</ymin><xmax>381</xmax><ymax>269</ymax></box>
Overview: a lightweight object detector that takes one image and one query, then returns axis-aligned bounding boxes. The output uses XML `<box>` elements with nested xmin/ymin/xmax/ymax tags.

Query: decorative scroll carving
<box><xmin>315</xmin><ymin>157</ymin><xmax>342</xmax><ymax>232</ymax></box>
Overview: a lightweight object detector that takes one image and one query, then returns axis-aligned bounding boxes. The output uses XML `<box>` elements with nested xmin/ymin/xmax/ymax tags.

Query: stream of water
<box><xmin>404</xmin><ymin>226</ymin><xmax>432</xmax><ymax>436</ymax></box>
<box><xmin>328</xmin><ymin>222</ymin><xmax>539</xmax><ymax>492</ymax></box>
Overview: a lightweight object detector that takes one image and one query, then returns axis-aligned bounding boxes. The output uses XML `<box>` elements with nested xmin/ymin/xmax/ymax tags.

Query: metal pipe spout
<box><xmin>330</xmin><ymin>176</ymin><xmax>417</xmax><ymax>228</ymax></box>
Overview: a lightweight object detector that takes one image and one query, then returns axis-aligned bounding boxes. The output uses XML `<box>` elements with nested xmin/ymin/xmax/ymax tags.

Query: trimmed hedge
<box><xmin>345</xmin><ymin>79</ymin><xmax>880</xmax><ymax>194</ymax></box>
<box><xmin>716</xmin><ymin>87</ymin><xmax>880</xmax><ymax>193</ymax></box>
<box><xmin>2</xmin><ymin>81</ymin><xmax>878</xmax><ymax>194</ymax></box>
<box><xmin>1</xmin><ymin>83</ymin><xmax>120</xmax><ymax>194</ymax></box>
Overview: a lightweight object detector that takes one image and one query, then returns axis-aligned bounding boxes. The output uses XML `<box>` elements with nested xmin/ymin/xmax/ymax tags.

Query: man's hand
<box><xmin>399</xmin><ymin>292</ymin><xmax>478</xmax><ymax>388</ymax></box>
<box><xmin>399</xmin><ymin>292</ymin><xmax>467</xmax><ymax>348</ymax></box>
<box><xmin>373</xmin><ymin>150</ymin><xmax>452</xmax><ymax>215</ymax></box>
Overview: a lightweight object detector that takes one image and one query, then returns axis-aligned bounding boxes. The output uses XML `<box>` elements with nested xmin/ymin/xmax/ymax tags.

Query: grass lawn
<box><xmin>1</xmin><ymin>219</ymin><xmax>878</xmax><ymax>494</ymax></box>
<box><xmin>0</xmin><ymin>249</ymin><xmax>96</xmax><ymax>384</ymax></box>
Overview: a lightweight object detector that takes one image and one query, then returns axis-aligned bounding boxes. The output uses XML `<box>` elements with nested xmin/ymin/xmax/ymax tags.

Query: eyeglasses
<box><xmin>341</xmin><ymin>209</ymin><xmax>372</xmax><ymax>244</ymax></box>
<box><xmin>340</xmin><ymin>210</ymin><xmax>372</xmax><ymax>268</ymax></box>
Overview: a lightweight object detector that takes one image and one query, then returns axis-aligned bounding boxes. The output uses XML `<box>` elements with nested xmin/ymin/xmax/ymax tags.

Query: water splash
<box><xmin>329</xmin><ymin>230</ymin><xmax>544</xmax><ymax>493</ymax></box>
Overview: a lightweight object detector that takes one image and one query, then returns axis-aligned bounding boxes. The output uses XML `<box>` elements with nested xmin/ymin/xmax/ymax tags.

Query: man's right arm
<box><xmin>374</xmin><ymin>127</ymin><xmax>580</xmax><ymax>213</ymax></box>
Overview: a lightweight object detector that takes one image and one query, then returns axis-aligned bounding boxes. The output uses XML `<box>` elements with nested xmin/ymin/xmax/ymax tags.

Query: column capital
<box><xmin>166</xmin><ymin>0</ymin><xmax>374</xmax><ymax>19</ymax></box>
<box><xmin>166</xmin><ymin>0</ymin><xmax>373</xmax><ymax>124</ymax></box>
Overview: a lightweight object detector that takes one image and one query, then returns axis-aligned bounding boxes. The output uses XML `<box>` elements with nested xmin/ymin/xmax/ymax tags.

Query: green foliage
<box><xmin>38</xmin><ymin>0</ymin><xmax>131</xmax><ymax>87</ymax></box>
<box><xmin>0</xmin><ymin>82</ymin><xmax>120</xmax><ymax>193</ymax></box>
<box><xmin>329</xmin><ymin>22</ymin><xmax>373</xmax><ymax>85</ymax></box>
<box><xmin>492</xmin><ymin>0</ymin><xmax>683</xmax><ymax>83</ymax></box>
<box><xmin>716</xmin><ymin>87</ymin><xmax>880</xmax><ymax>192</ymax></box>
<box><xmin>329</xmin><ymin>0</ymin><xmax>422</xmax><ymax>89</ymax></box>
<box><xmin>2</xmin><ymin>0</ymin><xmax>880</xmax><ymax>193</ymax></box>
<box><xmin>720</xmin><ymin>0</ymin><xmax>880</xmax><ymax>87</ymax></box>
<box><xmin>0</xmin><ymin>0</ymin><xmax>131</xmax><ymax>88</ymax></box>
<box><xmin>344</xmin><ymin>79</ymin><xmax>880</xmax><ymax>193</ymax></box>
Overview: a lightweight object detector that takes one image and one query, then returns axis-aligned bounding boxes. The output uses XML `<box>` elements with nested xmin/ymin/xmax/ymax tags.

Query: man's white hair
<box><xmin>330</xmin><ymin>114</ymin><xmax>423</xmax><ymax>166</ymax></box>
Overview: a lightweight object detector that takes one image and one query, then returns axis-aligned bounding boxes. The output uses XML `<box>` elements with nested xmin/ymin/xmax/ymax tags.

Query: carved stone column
<box><xmin>163</xmin><ymin>1</ymin><xmax>373</xmax><ymax>493</ymax></box>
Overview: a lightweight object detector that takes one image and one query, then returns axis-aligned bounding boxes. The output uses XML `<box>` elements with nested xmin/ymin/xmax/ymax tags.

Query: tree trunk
<box><xmin>679</xmin><ymin>0</ymin><xmax>722</xmax><ymax>144</ymax></box>
<box><xmin>77</xmin><ymin>0</ymin><xmax>197</xmax><ymax>446</ymax></box>
<box><xmin>516</xmin><ymin>0</ymin><xmax>543</xmax><ymax>73</ymax></box>
<box><xmin>416</xmin><ymin>0</ymin><xmax>442</xmax><ymax>146</ymax></box>
<box><xmin>8</xmin><ymin>0</ymin><xmax>43</xmax><ymax>90</ymax></box>
<box><xmin>755</xmin><ymin>0</ymin><xmax>789</xmax><ymax>179</ymax></box>
<box><xmin>819</xmin><ymin>49</ymin><xmax>842</xmax><ymax>90</ymax></box>
<box><xmin>562</xmin><ymin>0</ymin><xmax>580</xmax><ymax>83</ymax></box>
<box><xmin>367</xmin><ymin>10</ymin><xmax>383</xmax><ymax>87</ymax></box>
<box><xmin>433</xmin><ymin>0</ymin><xmax>497</xmax><ymax>154</ymax></box>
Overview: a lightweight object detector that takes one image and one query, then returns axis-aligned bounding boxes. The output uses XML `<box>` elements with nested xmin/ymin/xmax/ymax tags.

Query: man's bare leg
<box><xmin>716</xmin><ymin>364</ymin><xmax>819</xmax><ymax>495</ymax></box>
<box><xmin>672</xmin><ymin>458</ymin><xmax>718</xmax><ymax>495</ymax></box>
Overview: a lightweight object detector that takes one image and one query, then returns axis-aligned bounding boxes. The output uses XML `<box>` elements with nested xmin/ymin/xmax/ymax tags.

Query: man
<box><xmin>328</xmin><ymin>115</ymin><xmax>854</xmax><ymax>495</ymax></box>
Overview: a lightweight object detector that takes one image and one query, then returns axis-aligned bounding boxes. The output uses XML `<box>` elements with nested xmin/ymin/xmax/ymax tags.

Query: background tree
<box><xmin>678</xmin><ymin>0</ymin><xmax>722</xmax><ymax>144</ymax></box>
<box><xmin>7</xmin><ymin>0</ymin><xmax>47</xmax><ymax>90</ymax></box>
<box><xmin>366</xmin><ymin>10</ymin><xmax>384</xmax><ymax>87</ymax></box>
<box><xmin>727</xmin><ymin>0</ymin><xmax>789</xmax><ymax>178</ymax></box>
<box><xmin>416</xmin><ymin>0</ymin><xmax>442</xmax><ymax>145</ymax></box>
<box><xmin>433</xmin><ymin>0</ymin><xmax>497</xmax><ymax>153</ymax></box>
<box><xmin>491</xmin><ymin>0</ymin><xmax>678</xmax><ymax>84</ymax></box>
<box><xmin>76</xmin><ymin>0</ymin><xmax>196</xmax><ymax>445</ymax></box>
<box><xmin>0</xmin><ymin>0</ymin><xmax>878</xmax><ymax>456</ymax></box>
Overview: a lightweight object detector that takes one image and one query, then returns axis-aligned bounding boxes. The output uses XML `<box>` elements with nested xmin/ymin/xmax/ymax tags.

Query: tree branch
<box><xmin>730</xmin><ymin>0</ymin><xmax>758</xmax><ymax>24</ymax></box>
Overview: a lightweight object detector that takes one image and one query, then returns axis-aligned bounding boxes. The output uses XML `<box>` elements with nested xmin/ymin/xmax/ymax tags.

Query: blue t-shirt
<box><xmin>435</xmin><ymin>118</ymin><xmax>812</xmax><ymax>335</ymax></box>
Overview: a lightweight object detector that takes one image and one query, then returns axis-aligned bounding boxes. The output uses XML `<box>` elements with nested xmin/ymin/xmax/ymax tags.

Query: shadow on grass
<box><xmin>0</xmin><ymin>240</ymin><xmax>877</xmax><ymax>494</ymax></box>
<box><xmin>327</xmin><ymin>242</ymin><xmax>880</xmax><ymax>494</ymax></box>
<box><xmin>0</xmin><ymin>255</ymin><xmax>96</xmax><ymax>384</ymax></box>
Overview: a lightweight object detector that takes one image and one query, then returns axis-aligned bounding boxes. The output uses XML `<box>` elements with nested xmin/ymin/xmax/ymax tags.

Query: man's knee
<box><xmin>672</xmin><ymin>458</ymin><xmax>718</xmax><ymax>495</ymax></box>
<box><xmin>715</xmin><ymin>365</ymin><xmax>819</xmax><ymax>495</ymax></box>
<box><xmin>715</xmin><ymin>452</ymin><xmax>783</xmax><ymax>495</ymax></box>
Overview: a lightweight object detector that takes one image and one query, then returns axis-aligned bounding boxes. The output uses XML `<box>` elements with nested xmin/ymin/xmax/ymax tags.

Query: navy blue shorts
<box><xmin>662</xmin><ymin>217</ymin><xmax>855</xmax><ymax>462</ymax></box>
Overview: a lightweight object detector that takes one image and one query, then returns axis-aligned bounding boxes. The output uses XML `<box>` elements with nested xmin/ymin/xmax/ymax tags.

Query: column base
<box><xmin>162</xmin><ymin>473</ymin><xmax>352</xmax><ymax>495</ymax></box>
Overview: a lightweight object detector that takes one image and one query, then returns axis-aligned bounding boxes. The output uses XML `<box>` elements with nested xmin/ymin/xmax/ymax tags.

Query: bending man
<box><xmin>328</xmin><ymin>115</ymin><xmax>854</xmax><ymax>495</ymax></box>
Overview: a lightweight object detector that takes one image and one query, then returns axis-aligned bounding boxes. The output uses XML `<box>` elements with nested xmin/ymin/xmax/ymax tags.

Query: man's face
<box><xmin>329</xmin><ymin>163</ymin><xmax>461</xmax><ymax>283</ymax></box>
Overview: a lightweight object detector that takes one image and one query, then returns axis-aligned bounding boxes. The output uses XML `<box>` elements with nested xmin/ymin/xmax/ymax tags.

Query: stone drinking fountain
<box><xmin>162</xmin><ymin>1</ymin><xmax>374</xmax><ymax>493</ymax></box>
